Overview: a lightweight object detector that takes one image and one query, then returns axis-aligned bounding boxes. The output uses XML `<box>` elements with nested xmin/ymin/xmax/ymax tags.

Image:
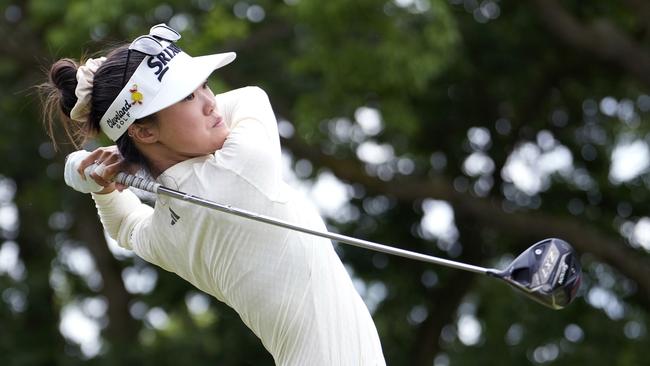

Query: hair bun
<box><xmin>48</xmin><ymin>59</ymin><xmax>79</xmax><ymax>117</ymax></box>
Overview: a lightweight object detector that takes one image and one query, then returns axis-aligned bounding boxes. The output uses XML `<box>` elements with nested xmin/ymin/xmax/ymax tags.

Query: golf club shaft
<box><xmin>116</xmin><ymin>172</ymin><xmax>490</xmax><ymax>275</ymax></box>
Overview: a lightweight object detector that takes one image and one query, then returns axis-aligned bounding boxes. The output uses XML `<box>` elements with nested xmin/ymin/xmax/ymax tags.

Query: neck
<box><xmin>139</xmin><ymin>143</ymin><xmax>190</xmax><ymax>179</ymax></box>
<box><xmin>147</xmin><ymin>156</ymin><xmax>180</xmax><ymax>179</ymax></box>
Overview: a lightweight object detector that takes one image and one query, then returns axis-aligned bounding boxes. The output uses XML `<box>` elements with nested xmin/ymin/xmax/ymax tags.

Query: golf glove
<box><xmin>64</xmin><ymin>150</ymin><xmax>104</xmax><ymax>194</ymax></box>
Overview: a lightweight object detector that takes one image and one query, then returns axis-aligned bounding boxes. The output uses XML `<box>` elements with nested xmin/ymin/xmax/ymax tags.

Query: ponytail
<box><xmin>41</xmin><ymin>58</ymin><xmax>86</xmax><ymax>148</ymax></box>
<box><xmin>40</xmin><ymin>46</ymin><xmax>153</xmax><ymax>171</ymax></box>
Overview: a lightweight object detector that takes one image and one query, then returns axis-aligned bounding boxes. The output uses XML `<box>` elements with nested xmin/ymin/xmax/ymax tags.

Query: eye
<box><xmin>183</xmin><ymin>81</ymin><xmax>209</xmax><ymax>102</ymax></box>
<box><xmin>183</xmin><ymin>92</ymin><xmax>195</xmax><ymax>102</ymax></box>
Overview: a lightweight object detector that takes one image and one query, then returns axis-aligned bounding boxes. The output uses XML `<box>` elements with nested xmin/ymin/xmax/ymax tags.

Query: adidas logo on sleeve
<box><xmin>169</xmin><ymin>207</ymin><xmax>181</xmax><ymax>225</ymax></box>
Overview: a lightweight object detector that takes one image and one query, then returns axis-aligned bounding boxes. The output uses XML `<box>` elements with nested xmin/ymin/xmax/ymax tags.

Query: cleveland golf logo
<box><xmin>105</xmin><ymin>99</ymin><xmax>132</xmax><ymax>129</ymax></box>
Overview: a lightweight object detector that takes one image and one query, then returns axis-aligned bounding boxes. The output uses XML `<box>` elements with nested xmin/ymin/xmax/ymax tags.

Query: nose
<box><xmin>202</xmin><ymin>88</ymin><xmax>216</xmax><ymax>115</ymax></box>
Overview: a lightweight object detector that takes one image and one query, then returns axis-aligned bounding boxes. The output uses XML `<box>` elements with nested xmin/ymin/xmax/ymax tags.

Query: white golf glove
<box><xmin>64</xmin><ymin>150</ymin><xmax>104</xmax><ymax>194</ymax></box>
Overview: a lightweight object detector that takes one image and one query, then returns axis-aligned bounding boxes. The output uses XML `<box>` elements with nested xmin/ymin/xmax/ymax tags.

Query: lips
<box><xmin>212</xmin><ymin>116</ymin><xmax>223</xmax><ymax>128</ymax></box>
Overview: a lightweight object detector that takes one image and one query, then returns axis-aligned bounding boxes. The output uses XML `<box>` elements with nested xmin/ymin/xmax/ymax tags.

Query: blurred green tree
<box><xmin>0</xmin><ymin>0</ymin><xmax>648</xmax><ymax>365</ymax></box>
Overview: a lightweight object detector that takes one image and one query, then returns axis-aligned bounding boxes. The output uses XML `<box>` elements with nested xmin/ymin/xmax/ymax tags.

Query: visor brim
<box><xmin>138</xmin><ymin>51</ymin><xmax>236</xmax><ymax>118</ymax></box>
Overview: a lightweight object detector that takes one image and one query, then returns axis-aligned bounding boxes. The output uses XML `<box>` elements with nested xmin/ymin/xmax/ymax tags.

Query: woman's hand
<box><xmin>76</xmin><ymin>146</ymin><xmax>127</xmax><ymax>194</ymax></box>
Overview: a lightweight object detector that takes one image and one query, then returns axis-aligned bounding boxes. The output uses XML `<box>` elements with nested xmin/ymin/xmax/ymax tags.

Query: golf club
<box><xmin>114</xmin><ymin>172</ymin><xmax>581</xmax><ymax>309</ymax></box>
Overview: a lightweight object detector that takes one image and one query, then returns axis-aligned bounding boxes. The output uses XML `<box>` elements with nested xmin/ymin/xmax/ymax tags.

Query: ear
<box><xmin>128</xmin><ymin>123</ymin><xmax>158</xmax><ymax>144</ymax></box>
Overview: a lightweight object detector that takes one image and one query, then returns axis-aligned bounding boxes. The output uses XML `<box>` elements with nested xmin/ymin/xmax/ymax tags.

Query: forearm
<box><xmin>91</xmin><ymin>189</ymin><xmax>153</xmax><ymax>249</ymax></box>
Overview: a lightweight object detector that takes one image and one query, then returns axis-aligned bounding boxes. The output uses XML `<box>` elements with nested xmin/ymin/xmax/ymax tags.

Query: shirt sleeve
<box><xmin>91</xmin><ymin>189</ymin><xmax>163</xmax><ymax>266</ymax></box>
<box><xmin>213</xmin><ymin>86</ymin><xmax>283</xmax><ymax>198</ymax></box>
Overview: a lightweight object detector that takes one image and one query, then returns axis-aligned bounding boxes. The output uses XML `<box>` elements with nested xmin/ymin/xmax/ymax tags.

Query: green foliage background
<box><xmin>1</xmin><ymin>0</ymin><xmax>649</xmax><ymax>365</ymax></box>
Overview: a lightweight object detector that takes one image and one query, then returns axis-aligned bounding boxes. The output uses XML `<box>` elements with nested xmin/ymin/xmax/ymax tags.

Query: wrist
<box><xmin>95</xmin><ymin>183</ymin><xmax>117</xmax><ymax>195</ymax></box>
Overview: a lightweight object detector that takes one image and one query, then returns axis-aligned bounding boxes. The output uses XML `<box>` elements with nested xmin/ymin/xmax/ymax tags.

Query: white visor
<box><xmin>100</xmin><ymin>42</ymin><xmax>236</xmax><ymax>141</ymax></box>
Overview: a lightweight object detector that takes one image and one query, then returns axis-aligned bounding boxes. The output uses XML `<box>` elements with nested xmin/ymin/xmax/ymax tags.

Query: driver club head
<box><xmin>489</xmin><ymin>238</ymin><xmax>581</xmax><ymax>310</ymax></box>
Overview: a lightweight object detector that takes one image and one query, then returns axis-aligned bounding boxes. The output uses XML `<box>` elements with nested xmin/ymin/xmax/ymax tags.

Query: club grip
<box><xmin>115</xmin><ymin>172</ymin><xmax>161</xmax><ymax>193</ymax></box>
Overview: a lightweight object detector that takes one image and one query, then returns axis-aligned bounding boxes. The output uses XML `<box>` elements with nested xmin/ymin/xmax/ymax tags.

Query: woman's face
<box><xmin>153</xmin><ymin>81</ymin><xmax>229</xmax><ymax>158</ymax></box>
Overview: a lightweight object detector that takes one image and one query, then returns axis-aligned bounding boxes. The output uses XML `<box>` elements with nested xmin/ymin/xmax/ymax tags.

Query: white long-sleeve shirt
<box><xmin>92</xmin><ymin>87</ymin><xmax>386</xmax><ymax>365</ymax></box>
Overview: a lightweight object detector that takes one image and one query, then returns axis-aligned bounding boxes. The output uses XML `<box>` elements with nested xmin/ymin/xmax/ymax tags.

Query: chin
<box><xmin>211</xmin><ymin>139</ymin><xmax>227</xmax><ymax>151</ymax></box>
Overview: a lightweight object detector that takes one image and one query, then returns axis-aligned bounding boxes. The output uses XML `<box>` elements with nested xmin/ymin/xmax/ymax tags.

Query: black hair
<box><xmin>41</xmin><ymin>45</ymin><xmax>154</xmax><ymax>170</ymax></box>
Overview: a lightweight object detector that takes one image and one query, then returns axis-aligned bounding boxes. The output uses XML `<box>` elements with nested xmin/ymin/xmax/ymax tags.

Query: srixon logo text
<box><xmin>147</xmin><ymin>43</ymin><xmax>182</xmax><ymax>82</ymax></box>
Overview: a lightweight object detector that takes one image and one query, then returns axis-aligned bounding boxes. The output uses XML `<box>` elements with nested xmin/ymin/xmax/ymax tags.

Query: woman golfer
<box><xmin>42</xmin><ymin>24</ymin><xmax>385</xmax><ymax>365</ymax></box>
